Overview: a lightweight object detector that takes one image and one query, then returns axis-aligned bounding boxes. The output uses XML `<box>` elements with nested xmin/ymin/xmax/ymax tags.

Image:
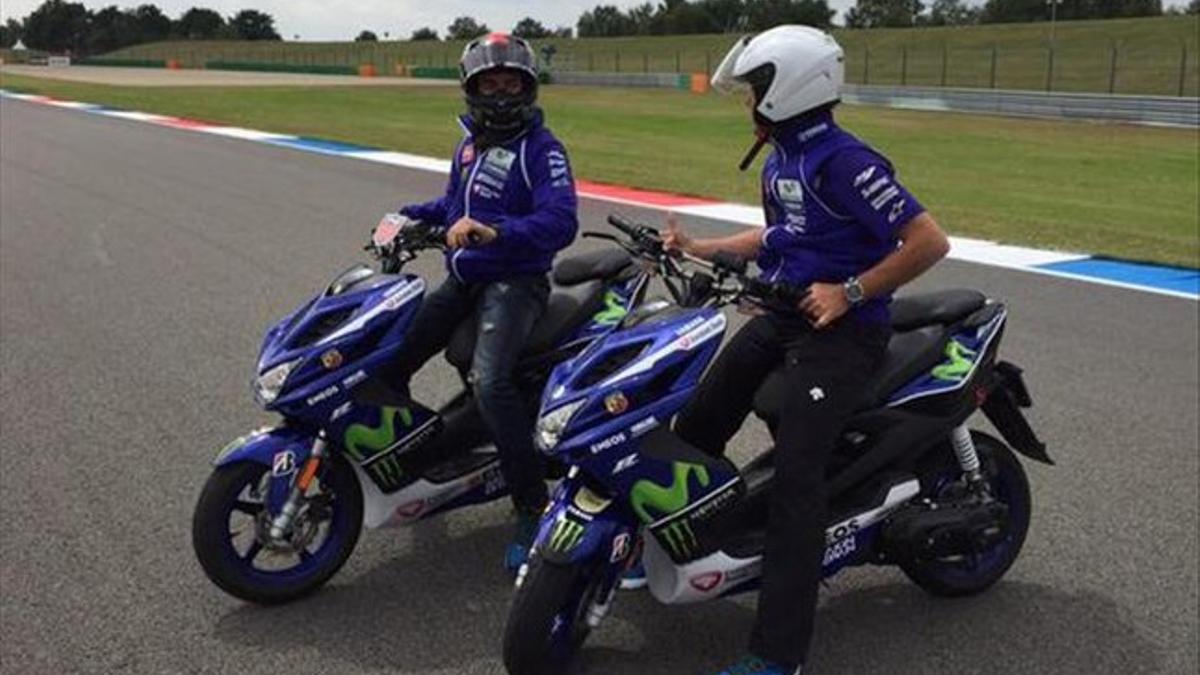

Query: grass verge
<box><xmin>2</xmin><ymin>71</ymin><xmax>1197</xmax><ymax>268</ymax></box>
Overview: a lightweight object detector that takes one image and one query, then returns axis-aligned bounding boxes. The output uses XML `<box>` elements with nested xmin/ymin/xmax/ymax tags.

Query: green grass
<box><xmin>2</xmin><ymin>72</ymin><xmax>1196</xmax><ymax>267</ymax></box>
<box><xmin>105</xmin><ymin>15</ymin><xmax>1200</xmax><ymax>96</ymax></box>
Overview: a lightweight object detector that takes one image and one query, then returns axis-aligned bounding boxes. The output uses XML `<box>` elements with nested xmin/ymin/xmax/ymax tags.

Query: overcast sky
<box><xmin>1</xmin><ymin>0</ymin><xmax>1189</xmax><ymax>40</ymax></box>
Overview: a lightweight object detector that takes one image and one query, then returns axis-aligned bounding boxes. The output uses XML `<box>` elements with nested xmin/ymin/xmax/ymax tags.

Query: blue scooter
<box><xmin>502</xmin><ymin>216</ymin><xmax>1052</xmax><ymax>674</ymax></box>
<box><xmin>192</xmin><ymin>215</ymin><xmax>652</xmax><ymax>605</ymax></box>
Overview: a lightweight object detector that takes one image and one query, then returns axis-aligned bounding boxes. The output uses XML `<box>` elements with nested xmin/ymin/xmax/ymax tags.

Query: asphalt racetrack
<box><xmin>1</xmin><ymin>98</ymin><xmax>1197</xmax><ymax>675</ymax></box>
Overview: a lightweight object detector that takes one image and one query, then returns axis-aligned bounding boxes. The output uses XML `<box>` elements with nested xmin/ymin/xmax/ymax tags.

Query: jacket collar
<box><xmin>457</xmin><ymin>107</ymin><xmax>544</xmax><ymax>148</ymax></box>
<box><xmin>770</xmin><ymin>109</ymin><xmax>836</xmax><ymax>155</ymax></box>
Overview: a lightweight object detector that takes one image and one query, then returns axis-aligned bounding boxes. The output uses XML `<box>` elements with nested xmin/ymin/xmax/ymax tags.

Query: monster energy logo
<box><xmin>548</xmin><ymin>518</ymin><xmax>585</xmax><ymax>553</ymax></box>
<box><xmin>931</xmin><ymin>340</ymin><xmax>978</xmax><ymax>382</ymax></box>
<box><xmin>366</xmin><ymin>454</ymin><xmax>406</xmax><ymax>489</ymax></box>
<box><xmin>630</xmin><ymin>461</ymin><xmax>710</xmax><ymax>523</ymax></box>
<box><xmin>592</xmin><ymin>290</ymin><xmax>629</xmax><ymax>326</ymax></box>
<box><xmin>655</xmin><ymin>519</ymin><xmax>700</xmax><ymax>558</ymax></box>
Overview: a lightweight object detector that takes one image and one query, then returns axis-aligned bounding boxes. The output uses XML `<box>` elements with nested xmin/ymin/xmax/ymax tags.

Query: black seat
<box><xmin>753</xmin><ymin>325</ymin><xmax>949</xmax><ymax>423</ymax></box>
<box><xmin>444</xmin><ymin>280</ymin><xmax>607</xmax><ymax>371</ymax></box>
<box><xmin>552</xmin><ymin>248</ymin><xmax>634</xmax><ymax>287</ymax></box>
<box><xmin>890</xmin><ymin>289</ymin><xmax>987</xmax><ymax>332</ymax></box>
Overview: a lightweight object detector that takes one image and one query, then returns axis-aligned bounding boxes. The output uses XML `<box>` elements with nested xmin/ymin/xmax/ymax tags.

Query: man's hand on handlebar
<box><xmin>446</xmin><ymin>217</ymin><xmax>498</xmax><ymax>249</ymax></box>
<box><xmin>663</xmin><ymin>213</ymin><xmax>694</xmax><ymax>257</ymax></box>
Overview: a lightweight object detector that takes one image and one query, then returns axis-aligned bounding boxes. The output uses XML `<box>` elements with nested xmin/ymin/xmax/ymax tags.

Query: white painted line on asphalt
<box><xmin>97</xmin><ymin>110</ymin><xmax>173</xmax><ymax>122</ymax></box>
<box><xmin>343</xmin><ymin>150</ymin><xmax>451</xmax><ymax>173</ymax></box>
<box><xmin>946</xmin><ymin>237</ymin><xmax>1088</xmax><ymax>267</ymax></box>
<box><xmin>201</xmin><ymin>127</ymin><xmax>297</xmax><ymax>141</ymax></box>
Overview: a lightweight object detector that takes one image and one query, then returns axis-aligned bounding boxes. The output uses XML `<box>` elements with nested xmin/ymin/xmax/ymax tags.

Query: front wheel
<box><xmin>901</xmin><ymin>432</ymin><xmax>1032</xmax><ymax>597</ymax></box>
<box><xmin>503</xmin><ymin>558</ymin><xmax>603</xmax><ymax>675</ymax></box>
<box><xmin>192</xmin><ymin>456</ymin><xmax>363</xmax><ymax>605</ymax></box>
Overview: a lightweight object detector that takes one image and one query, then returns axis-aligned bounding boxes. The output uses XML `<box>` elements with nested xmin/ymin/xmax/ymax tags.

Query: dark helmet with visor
<box><xmin>460</xmin><ymin>33</ymin><xmax>540</xmax><ymax>142</ymax></box>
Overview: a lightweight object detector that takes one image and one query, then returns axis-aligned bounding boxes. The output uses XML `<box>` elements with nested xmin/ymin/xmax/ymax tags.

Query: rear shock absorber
<box><xmin>950</xmin><ymin>424</ymin><xmax>984</xmax><ymax>485</ymax></box>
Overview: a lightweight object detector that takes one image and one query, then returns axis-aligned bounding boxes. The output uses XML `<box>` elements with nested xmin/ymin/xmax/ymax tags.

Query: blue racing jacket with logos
<box><xmin>400</xmin><ymin>110</ymin><xmax>578</xmax><ymax>283</ymax></box>
<box><xmin>756</xmin><ymin>110</ymin><xmax>926</xmax><ymax>323</ymax></box>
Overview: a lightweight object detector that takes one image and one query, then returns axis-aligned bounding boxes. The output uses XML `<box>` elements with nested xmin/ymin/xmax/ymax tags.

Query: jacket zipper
<box><xmin>452</xmin><ymin>152</ymin><xmax>486</xmax><ymax>283</ymax></box>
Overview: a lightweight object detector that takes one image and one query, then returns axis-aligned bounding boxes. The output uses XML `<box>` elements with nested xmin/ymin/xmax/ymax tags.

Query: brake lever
<box><xmin>582</xmin><ymin>231</ymin><xmax>621</xmax><ymax>243</ymax></box>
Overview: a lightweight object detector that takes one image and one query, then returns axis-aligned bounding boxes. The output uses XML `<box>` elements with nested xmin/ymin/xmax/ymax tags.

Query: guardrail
<box><xmin>841</xmin><ymin>84</ymin><xmax>1199</xmax><ymax>127</ymax></box>
<box><xmin>204</xmin><ymin>61</ymin><xmax>357</xmax><ymax>76</ymax></box>
<box><xmin>550</xmin><ymin>71</ymin><xmax>692</xmax><ymax>89</ymax></box>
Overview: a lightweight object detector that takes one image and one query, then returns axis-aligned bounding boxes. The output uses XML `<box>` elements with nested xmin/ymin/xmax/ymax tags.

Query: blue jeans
<box><xmin>387</xmin><ymin>274</ymin><xmax>550</xmax><ymax>512</ymax></box>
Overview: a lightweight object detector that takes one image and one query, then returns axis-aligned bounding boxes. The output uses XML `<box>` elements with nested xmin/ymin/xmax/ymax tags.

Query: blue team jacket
<box><xmin>757</xmin><ymin>110</ymin><xmax>926</xmax><ymax>323</ymax></box>
<box><xmin>401</xmin><ymin>111</ymin><xmax>579</xmax><ymax>283</ymax></box>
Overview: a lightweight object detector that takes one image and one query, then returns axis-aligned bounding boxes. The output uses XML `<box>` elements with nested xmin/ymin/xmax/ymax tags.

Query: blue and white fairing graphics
<box><xmin>539</xmin><ymin>307</ymin><xmax>727</xmax><ymax>462</ymax></box>
<box><xmin>256</xmin><ymin>274</ymin><xmax>426</xmax><ymax>418</ymax></box>
<box><xmin>562</xmin><ymin>274</ymin><xmax>645</xmax><ymax>349</ymax></box>
<box><xmin>888</xmin><ymin>309</ymin><xmax>1007</xmax><ymax>407</ymax></box>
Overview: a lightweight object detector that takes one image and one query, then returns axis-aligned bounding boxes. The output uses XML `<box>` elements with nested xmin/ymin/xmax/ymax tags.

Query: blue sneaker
<box><xmin>619</xmin><ymin>557</ymin><xmax>647</xmax><ymax>590</ymax></box>
<box><xmin>715</xmin><ymin>655</ymin><xmax>802</xmax><ymax>675</ymax></box>
<box><xmin>504</xmin><ymin>510</ymin><xmax>540</xmax><ymax>574</ymax></box>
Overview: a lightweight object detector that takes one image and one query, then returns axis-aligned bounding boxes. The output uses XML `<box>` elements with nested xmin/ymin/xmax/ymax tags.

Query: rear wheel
<box><xmin>901</xmin><ymin>432</ymin><xmax>1031</xmax><ymax>597</ymax></box>
<box><xmin>192</xmin><ymin>457</ymin><xmax>363</xmax><ymax>605</ymax></box>
<box><xmin>503</xmin><ymin>557</ymin><xmax>602</xmax><ymax>675</ymax></box>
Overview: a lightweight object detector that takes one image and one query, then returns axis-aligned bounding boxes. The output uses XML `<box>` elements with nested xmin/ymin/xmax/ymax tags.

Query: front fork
<box><xmin>269</xmin><ymin>430</ymin><xmax>330</xmax><ymax>540</ymax></box>
<box><xmin>522</xmin><ymin>478</ymin><xmax>638</xmax><ymax>629</ymax></box>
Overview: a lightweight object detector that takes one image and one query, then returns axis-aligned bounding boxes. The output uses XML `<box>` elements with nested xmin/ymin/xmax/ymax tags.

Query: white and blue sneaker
<box><xmin>619</xmin><ymin>557</ymin><xmax>647</xmax><ymax>590</ymax></box>
<box><xmin>504</xmin><ymin>510</ymin><xmax>540</xmax><ymax>575</ymax></box>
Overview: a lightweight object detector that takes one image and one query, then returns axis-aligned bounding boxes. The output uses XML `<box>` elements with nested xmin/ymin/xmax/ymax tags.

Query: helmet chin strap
<box><xmin>738</xmin><ymin>126</ymin><xmax>770</xmax><ymax>172</ymax></box>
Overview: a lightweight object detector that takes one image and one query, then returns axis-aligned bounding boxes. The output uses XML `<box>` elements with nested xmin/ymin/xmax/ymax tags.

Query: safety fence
<box><xmin>104</xmin><ymin>16</ymin><xmax>1199</xmax><ymax>97</ymax></box>
<box><xmin>841</xmin><ymin>84</ymin><xmax>1199</xmax><ymax>126</ymax></box>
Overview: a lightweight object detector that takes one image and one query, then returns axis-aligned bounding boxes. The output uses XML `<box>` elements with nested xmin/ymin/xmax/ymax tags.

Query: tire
<box><xmin>900</xmin><ymin>431</ymin><xmax>1032</xmax><ymax>598</ymax></box>
<box><xmin>192</xmin><ymin>457</ymin><xmax>363</xmax><ymax>605</ymax></box>
<box><xmin>503</xmin><ymin>557</ymin><xmax>601</xmax><ymax>675</ymax></box>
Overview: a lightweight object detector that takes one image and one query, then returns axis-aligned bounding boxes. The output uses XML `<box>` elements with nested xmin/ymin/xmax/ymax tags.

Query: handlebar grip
<box><xmin>711</xmin><ymin>250</ymin><xmax>747</xmax><ymax>276</ymax></box>
<box><xmin>607</xmin><ymin>214</ymin><xmax>639</xmax><ymax>237</ymax></box>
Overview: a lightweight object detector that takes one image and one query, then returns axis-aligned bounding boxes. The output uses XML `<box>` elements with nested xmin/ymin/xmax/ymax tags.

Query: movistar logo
<box><xmin>592</xmin><ymin>290</ymin><xmax>629</xmax><ymax>326</ymax></box>
<box><xmin>931</xmin><ymin>340</ymin><xmax>977</xmax><ymax>382</ymax></box>
<box><xmin>344</xmin><ymin>406</ymin><xmax>413</xmax><ymax>461</ymax></box>
<box><xmin>548</xmin><ymin>518</ymin><xmax>585</xmax><ymax>553</ymax></box>
<box><xmin>630</xmin><ymin>461</ymin><xmax>710</xmax><ymax>523</ymax></box>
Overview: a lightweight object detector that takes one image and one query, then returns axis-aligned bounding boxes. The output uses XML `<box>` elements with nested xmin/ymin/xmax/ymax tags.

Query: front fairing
<box><xmin>255</xmin><ymin>273</ymin><xmax>425</xmax><ymax>419</ymax></box>
<box><xmin>539</xmin><ymin>306</ymin><xmax>726</xmax><ymax>465</ymax></box>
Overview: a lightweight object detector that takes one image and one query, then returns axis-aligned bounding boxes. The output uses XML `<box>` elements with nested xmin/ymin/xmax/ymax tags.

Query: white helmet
<box><xmin>712</xmin><ymin>25</ymin><xmax>844</xmax><ymax>124</ymax></box>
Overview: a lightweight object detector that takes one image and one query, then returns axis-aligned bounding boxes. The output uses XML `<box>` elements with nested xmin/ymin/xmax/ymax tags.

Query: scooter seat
<box><xmin>753</xmin><ymin>325</ymin><xmax>948</xmax><ymax>423</ymax></box>
<box><xmin>552</xmin><ymin>248</ymin><xmax>634</xmax><ymax>286</ymax></box>
<box><xmin>890</xmin><ymin>289</ymin><xmax>986</xmax><ymax>332</ymax></box>
<box><xmin>444</xmin><ymin>279</ymin><xmax>608</xmax><ymax>372</ymax></box>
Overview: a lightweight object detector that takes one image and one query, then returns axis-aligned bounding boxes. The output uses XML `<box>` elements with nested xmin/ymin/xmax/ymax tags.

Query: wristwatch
<box><xmin>843</xmin><ymin>276</ymin><xmax>866</xmax><ymax>307</ymax></box>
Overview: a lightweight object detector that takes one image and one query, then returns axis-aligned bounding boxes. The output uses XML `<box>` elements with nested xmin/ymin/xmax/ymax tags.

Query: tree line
<box><xmin>571</xmin><ymin>0</ymin><xmax>1191</xmax><ymax>34</ymax></box>
<box><xmin>3</xmin><ymin>0</ymin><xmax>1197</xmax><ymax>54</ymax></box>
<box><xmin>0</xmin><ymin>1</ymin><xmax>280</xmax><ymax>53</ymax></box>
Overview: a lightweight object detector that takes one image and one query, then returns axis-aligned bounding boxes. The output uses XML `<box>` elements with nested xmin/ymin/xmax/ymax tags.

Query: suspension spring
<box><xmin>951</xmin><ymin>424</ymin><xmax>981</xmax><ymax>477</ymax></box>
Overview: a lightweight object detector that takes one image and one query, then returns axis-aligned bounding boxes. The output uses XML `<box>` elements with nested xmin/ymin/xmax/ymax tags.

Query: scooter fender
<box><xmin>212</xmin><ymin>426</ymin><xmax>316</xmax><ymax>514</ymax></box>
<box><xmin>213</xmin><ymin>426</ymin><xmax>315</xmax><ymax>469</ymax></box>
<box><xmin>534</xmin><ymin>481</ymin><xmax>637</xmax><ymax>568</ymax></box>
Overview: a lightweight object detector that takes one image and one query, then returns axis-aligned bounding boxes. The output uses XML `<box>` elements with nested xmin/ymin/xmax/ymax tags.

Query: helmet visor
<box><xmin>711</xmin><ymin>36</ymin><xmax>752</xmax><ymax>95</ymax></box>
<box><xmin>461</xmin><ymin>36</ymin><xmax>537</xmax><ymax>84</ymax></box>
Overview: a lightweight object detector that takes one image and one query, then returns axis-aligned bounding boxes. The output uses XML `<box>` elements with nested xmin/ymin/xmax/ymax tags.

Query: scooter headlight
<box><xmin>536</xmin><ymin>399</ymin><xmax>586</xmax><ymax>452</ymax></box>
<box><xmin>254</xmin><ymin>358</ymin><xmax>302</xmax><ymax>406</ymax></box>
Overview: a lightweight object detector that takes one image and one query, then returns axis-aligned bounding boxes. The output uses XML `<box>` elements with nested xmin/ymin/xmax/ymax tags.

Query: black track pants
<box><xmin>675</xmin><ymin>312</ymin><xmax>889</xmax><ymax>668</ymax></box>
